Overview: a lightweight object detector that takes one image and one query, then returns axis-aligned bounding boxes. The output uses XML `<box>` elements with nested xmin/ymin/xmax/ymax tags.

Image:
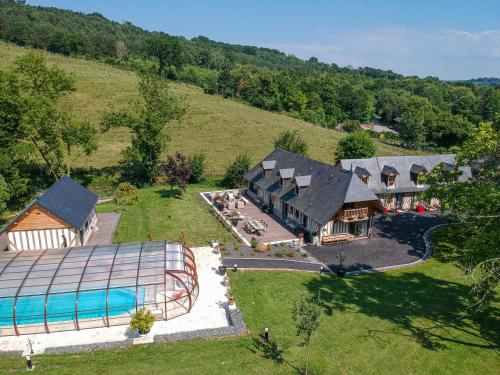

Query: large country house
<box><xmin>1</xmin><ymin>176</ymin><xmax>98</xmax><ymax>251</ymax></box>
<box><xmin>245</xmin><ymin>149</ymin><xmax>382</xmax><ymax>244</ymax></box>
<box><xmin>338</xmin><ymin>155</ymin><xmax>472</xmax><ymax>210</ymax></box>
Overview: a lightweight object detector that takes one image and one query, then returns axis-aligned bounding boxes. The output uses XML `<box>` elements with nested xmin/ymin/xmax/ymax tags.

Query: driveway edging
<box><xmin>344</xmin><ymin>223</ymin><xmax>449</xmax><ymax>276</ymax></box>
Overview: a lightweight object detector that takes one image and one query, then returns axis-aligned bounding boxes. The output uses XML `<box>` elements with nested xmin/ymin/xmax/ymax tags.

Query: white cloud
<box><xmin>264</xmin><ymin>27</ymin><xmax>500</xmax><ymax>80</ymax></box>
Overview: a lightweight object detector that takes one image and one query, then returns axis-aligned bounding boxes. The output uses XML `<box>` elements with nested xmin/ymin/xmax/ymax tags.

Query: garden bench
<box><xmin>322</xmin><ymin>233</ymin><xmax>352</xmax><ymax>245</ymax></box>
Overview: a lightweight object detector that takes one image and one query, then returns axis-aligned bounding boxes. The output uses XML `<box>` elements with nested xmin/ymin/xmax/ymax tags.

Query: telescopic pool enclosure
<box><xmin>0</xmin><ymin>241</ymin><xmax>199</xmax><ymax>336</ymax></box>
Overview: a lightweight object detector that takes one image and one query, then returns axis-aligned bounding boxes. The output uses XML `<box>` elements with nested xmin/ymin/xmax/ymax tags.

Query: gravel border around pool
<box><xmin>40</xmin><ymin>307</ymin><xmax>247</xmax><ymax>355</ymax></box>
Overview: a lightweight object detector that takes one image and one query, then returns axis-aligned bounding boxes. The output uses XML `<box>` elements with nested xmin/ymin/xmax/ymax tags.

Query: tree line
<box><xmin>0</xmin><ymin>1</ymin><xmax>498</xmax><ymax>151</ymax></box>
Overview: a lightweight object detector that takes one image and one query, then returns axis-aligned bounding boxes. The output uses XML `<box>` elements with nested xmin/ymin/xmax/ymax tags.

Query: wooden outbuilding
<box><xmin>0</xmin><ymin>176</ymin><xmax>98</xmax><ymax>251</ymax></box>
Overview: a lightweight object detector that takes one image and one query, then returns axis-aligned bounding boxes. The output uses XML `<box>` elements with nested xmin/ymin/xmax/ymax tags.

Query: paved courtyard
<box><xmin>87</xmin><ymin>212</ymin><xmax>121</xmax><ymax>246</ymax></box>
<box><xmin>0</xmin><ymin>247</ymin><xmax>230</xmax><ymax>355</ymax></box>
<box><xmin>305</xmin><ymin>212</ymin><xmax>444</xmax><ymax>272</ymax></box>
<box><xmin>234</xmin><ymin>196</ymin><xmax>298</xmax><ymax>244</ymax></box>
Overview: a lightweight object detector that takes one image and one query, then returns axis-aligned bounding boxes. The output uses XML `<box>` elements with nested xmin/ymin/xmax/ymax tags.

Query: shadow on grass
<box><xmin>155</xmin><ymin>188</ymin><xmax>183</xmax><ymax>200</ymax></box>
<box><xmin>248</xmin><ymin>336</ymin><xmax>302</xmax><ymax>373</ymax></box>
<box><xmin>305</xmin><ymin>271</ymin><xmax>499</xmax><ymax>351</ymax></box>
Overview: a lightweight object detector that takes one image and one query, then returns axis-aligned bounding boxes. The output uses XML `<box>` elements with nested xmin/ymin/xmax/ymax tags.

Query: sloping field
<box><xmin>0</xmin><ymin>41</ymin><xmax>414</xmax><ymax>175</ymax></box>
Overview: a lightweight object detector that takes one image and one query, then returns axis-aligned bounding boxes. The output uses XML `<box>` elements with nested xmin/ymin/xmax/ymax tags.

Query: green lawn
<box><xmin>0</xmin><ymin>226</ymin><xmax>498</xmax><ymax>374</ymax></box>
<box><xmin>0</xmin><ymin>41</ymin><xmax>419</xmax><ymax>176</ymax></box>
<box><xmin>96</xmin><ymin>181</ymin><xmax>234</xmax><ymax>247</ymax></box>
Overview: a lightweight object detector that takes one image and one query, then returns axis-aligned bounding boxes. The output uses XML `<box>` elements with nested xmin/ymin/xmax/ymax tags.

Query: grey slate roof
<box><xmin>245</xmin><ymin>149</ymin><xmax>379</xmax><ymax>225</ymax></box>
<box><xmin>1</xmin><ymin>176</ymin><xmax>98</xmax><ymax>234</ymax></box>
<box><xmin>340</xmin><ymin>154</ymin><xmax>472</xmax><ymax>194</ymax></box>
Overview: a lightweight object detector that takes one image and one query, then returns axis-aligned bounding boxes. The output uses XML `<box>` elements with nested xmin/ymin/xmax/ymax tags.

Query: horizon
<box><xmin>27</xmin><ymin>0</ymin><xmax>500</xmax><ymax>81</ymax></box>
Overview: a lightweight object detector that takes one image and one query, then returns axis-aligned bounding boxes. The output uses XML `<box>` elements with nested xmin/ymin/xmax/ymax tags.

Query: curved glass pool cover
<box><xmin>0</xmin><ymin>241</ymin><xmax>199</xmax><ymax>336</ymax></box>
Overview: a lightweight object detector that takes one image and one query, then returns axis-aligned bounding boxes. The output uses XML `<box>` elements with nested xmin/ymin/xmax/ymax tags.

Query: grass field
<box><xmin>0</xmin><ymin>226</ymin><xmax>498</xmax><ymax>375</ymax></box>
<box><xmin>0</xmin><ymin>41</ymin><xmax>417</xmax><ymax>176</ymax></box>
<box><xmin>96</xmin><ymin>180</ymin><xmax>234</xmax><ymax>246</ymax></box>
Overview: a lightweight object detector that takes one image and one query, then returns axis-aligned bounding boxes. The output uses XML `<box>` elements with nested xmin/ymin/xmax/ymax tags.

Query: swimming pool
<box><xmin>0</xmin><ymin>287</ymin><xmax>145</xmax><ymax>327</ymax></box>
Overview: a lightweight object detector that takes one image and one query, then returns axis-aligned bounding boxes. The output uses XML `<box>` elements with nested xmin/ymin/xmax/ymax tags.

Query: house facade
<box><xmin>1</xmin><ymin>176</ymin><xmax>98</xmax><ymax>251</ymax></box>
<box><xmin>338</xmin><ymin>155</ymin><xmax>472</xmax><ymax>210</ymax></box>
<box><xmin>245</xmin><ymin>149</ymin><xmax>382</xmax><ymax>244</ymax></box>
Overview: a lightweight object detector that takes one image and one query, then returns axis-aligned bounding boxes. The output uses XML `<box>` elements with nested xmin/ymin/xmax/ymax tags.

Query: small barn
<box><xmin>1</xmin><ymin>176</ymin><xmax>98</xmax><ymax>251</ymax></box>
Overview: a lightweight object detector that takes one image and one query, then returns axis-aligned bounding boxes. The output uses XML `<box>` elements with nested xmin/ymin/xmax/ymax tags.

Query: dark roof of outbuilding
<box><xmin>339</xmin><ymin>154</ymin><xmax>472</xmax><ymax>194</ymax></box>
<box><xmin>245</xmin><ymin>149</ymin><xmax>379</xmax><ymax>225</ymax></box>
<box><xmin>1</xmin><ymin>176</ymin><xmax>98</xmax><ymax>234</ymax></box>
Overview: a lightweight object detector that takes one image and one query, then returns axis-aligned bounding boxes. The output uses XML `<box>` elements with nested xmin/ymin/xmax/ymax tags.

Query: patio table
<box><xmin>248</xmin><ymin>219</ymin><xmax>266</xmax><ymax>235</ymax></box>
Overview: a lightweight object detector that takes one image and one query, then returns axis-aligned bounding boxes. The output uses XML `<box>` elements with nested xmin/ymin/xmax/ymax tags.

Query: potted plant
<box><xmin>130</xmin><ymin>309</ymin><xmax>155</xmax><ymax>335</ymax></box>
<box><xmin>227</xmin><ymin>292</ymin><xmax>236</xmax><ymax>306</ymax></box>
<box><xmin>218</xmin><ymin>265</ymin><xmax>227</xmax><ymax>275</ymax></box>
<box><xmin>256</xmin><ymin>243</ymin><xmax>267</xmax><ymax>253</ymax></box>
<box><xmin>336</xmin><ymin>252</ymin><xmax>346</xmax><ymax>277</ymax></box>
<box><xmin>250</xmin><ymin>237</ymin><xmax>259</xmax><ymax>249</ymax></box>
<box><xmin>229</xmin><ymin>210</ymin><xmax>240</xmax><ymax>225</ymax></box>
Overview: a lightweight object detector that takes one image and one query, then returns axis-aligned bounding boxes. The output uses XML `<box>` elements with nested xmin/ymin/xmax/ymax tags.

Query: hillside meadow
<box><xmin>0</xmin><ymin>41</ymin><xmax>416</xmax><ymax>176</ymax></box>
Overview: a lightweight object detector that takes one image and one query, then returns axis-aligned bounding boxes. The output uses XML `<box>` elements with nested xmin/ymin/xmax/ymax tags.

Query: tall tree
<box><xmin>274</xmin><ymin>129</ymin><xmax>309</xmax><ymax>156</ymax></box>
<box><xmin>145</xmin><ymin>33</ymin><xmax>183</xmax><ymax>76</ymax></box>
<box><xmin>60</xmin><ymin>118</ymin><xmax>98</xmax><ymax>176</ymax></box>
<box><xmin>101</xmin><ymin>74</ymin><xmax>186</xmax><ymax>183</ymax></box>
<box><xmin>398</xmin><ymin>96</ymin><xmax>435</xmax><ymax>148</ymax></box>
<box><xmin>2</xmin><ymin>52</ymin><xmax>97</xmax><ymax>180</ymax></box>
<box><xmin>291</xmin><ymin>294</ymin><xmax>322</xmax><ymax>375</ymax></box>
<box><xmin>335</xmin><ymin>131</ymin><xmax>376</xmax><ymax>162</ymax></box>
<box><xmin>423</xmin><ymin>123</ymin><xmax>499</xmax><ymax>309</ymax></box>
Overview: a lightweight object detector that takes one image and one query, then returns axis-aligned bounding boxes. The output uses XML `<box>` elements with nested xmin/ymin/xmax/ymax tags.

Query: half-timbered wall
<box><xmin>7</xmin><ymin>227</ymin><xmax>80</xmax><ymax>251</ymax></box>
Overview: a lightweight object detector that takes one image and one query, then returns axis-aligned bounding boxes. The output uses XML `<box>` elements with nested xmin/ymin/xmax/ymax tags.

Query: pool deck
<box><xmin>0</xmin><ymin>247</ymin><xmax>230</xmax><ymax>355</ymax></box>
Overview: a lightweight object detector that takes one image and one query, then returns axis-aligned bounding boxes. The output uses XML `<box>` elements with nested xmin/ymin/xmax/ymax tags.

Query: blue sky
<box><xmin>28</xmin><ymin>0</ymin><xmax>500</xmax><ymax>80</ymax></box>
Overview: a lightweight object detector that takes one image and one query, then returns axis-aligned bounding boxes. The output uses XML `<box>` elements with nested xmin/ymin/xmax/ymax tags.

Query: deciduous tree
<box><xmin>223</xmin><ymin>153</ymin><xmax>250</xmax><ymax>188</ymax></box>
<box><xmin>274</xmin><ymin>129</ymin><xmax>309</xmax><ymax>156</ymax></box>
<box><xmin>423</xmin><ymin>123</ymin><xmax>499</xmax><ymax>309</ymax></box>
<box><xmin>160</xmin><ymin>152</ymin><xmax>192</xmax><ymax>192</ymax></box>
<box><xmin>291</xmin><ymin>294</ymin><xmax>322</xmax><ymax>375</ymax></box>
<box><xmin>335</xmin><ymin>131</ymin><xmax>376</xmax><ymax>162</ymax></box>
<box><xmin>101</xmin><ymin>74</ymin><xmax>186</xmax><ymax>183</ymax></box>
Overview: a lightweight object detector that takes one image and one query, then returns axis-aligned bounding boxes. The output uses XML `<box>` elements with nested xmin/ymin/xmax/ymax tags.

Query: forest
<box><xmin>0</xmin><ymin>0</ymin><xmax>498</xmax><ymax>152</ymax></box>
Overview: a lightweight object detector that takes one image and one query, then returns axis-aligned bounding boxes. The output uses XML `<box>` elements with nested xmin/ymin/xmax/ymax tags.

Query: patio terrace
<box><xmin>202</xmin><ymin>190</ymin><xmax>298</xmax><ymax>245</ymax></box>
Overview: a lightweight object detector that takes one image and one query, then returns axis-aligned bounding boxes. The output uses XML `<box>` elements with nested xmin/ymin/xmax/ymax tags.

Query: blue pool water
<box><xmin>0</xmin><ymin>287</ymin><xmax>145</xmax><ymax>327</ymax></box>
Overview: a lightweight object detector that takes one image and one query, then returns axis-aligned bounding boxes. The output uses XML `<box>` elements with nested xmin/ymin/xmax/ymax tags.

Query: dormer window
<box><xmin>279</xmin><ymin>168</ymin><xmax>295</xmax><ymax>187</ymax></box>
<box><xmin>293</xmin><ymin>175</ymin><xmax>311</xmax><ymax>196</ymax></box>
<box><xmin>442</xmin><ymin>163</ymin><xmax>458</xmax><ymax>182</ymax></box>
<box><xmin>381</xmin><ymin>165</ymin><xmax>398</xmax><ymax>188</ymax></box>
<box><xmin>354</xmin><ymin>166</ymin><xmax>370</xmax><ymax>185</ymax></box>
<box><xmin>410</xmin><ymin>164</ymin><xmax>428</xmax><ymax>187</ymax></box>
<box><xmin>262</xmin><ymin>160</ymin><xmax>276</xmax><ymax>179</ymax></box>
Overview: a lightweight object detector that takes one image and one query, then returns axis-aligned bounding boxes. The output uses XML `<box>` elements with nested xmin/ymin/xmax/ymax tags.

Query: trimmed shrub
<box><xmin>130</xmin><ymin>309</ymin><xmax>155</xmax><ymax>335</ymax></box>
<box><xmin>115</xmin><ymin>182</ymin><xmax>139</xmax><ymax>205</ymax></box>
<box><xmin>250</xmin><ymin>238</ymin><xmax>259</xmax><ymax>249</ymax></box>
<box><xmin>87</xmin><ymin>175</ymin><xmax>118</xmax><ymax>197</ymax></box>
